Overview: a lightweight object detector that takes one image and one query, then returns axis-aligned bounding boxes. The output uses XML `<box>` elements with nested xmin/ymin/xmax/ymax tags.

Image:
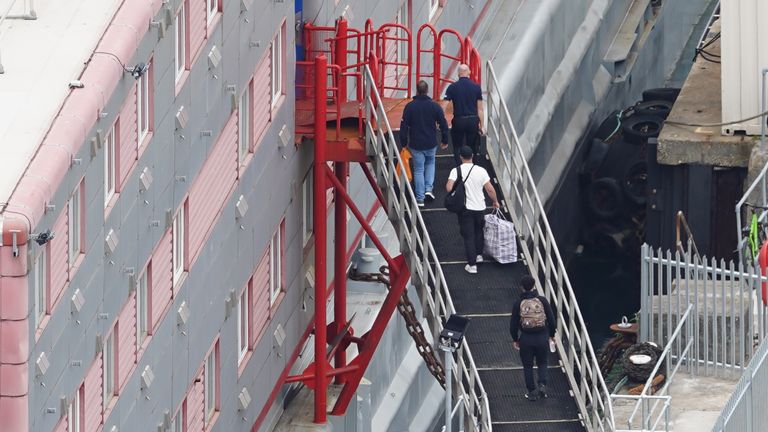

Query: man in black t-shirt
<box><xmin>510</xmin><ymin>275</ymin><xmax>557</xmax><ymax>401</ymax></box>
<box><xmin>445</xmin><ymin>64</ymin><xmax>483</xmax><ymax>165</ymax></box>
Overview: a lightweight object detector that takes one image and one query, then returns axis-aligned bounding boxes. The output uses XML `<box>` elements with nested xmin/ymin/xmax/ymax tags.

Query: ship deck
<box><xmin>421</xmin><ymin>144</ymin><xmax>586</xmax><ymax>431</ymax></box>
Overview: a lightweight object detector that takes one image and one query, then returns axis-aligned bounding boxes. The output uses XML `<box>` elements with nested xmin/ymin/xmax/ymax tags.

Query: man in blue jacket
<box><xmin>400</xmin><ymin>80</ymin><xmax>449</xmax><ymax>206</ymax></box>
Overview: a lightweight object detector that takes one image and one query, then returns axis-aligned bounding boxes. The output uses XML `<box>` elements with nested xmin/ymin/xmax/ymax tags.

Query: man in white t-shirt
<box><xmin>446</xmin><ymin>146</ymin><xmax>500</xmax><ymax>274</ymax></box>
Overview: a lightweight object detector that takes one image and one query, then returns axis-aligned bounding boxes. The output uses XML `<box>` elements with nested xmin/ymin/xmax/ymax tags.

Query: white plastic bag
<box><xmin>484</xmin><ymin>209</ymin><xmax>517</xmax><ymax>264</ymax></box>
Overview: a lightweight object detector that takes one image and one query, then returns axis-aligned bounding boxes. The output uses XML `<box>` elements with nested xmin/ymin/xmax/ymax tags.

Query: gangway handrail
<box><xmin>485</xmin><ymin>60</ymin><xmax>615</xmax><ymax>431</ymax></box>
<box><xmin>362</xmin><ymin>64</ymin><xmax>492</xmax><ymax>432</ymax></box>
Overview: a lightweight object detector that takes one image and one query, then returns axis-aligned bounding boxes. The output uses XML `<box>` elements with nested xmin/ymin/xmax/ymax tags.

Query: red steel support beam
<box><xmin>331</xmin><ymin>254</ymin><xmax>411</xmax><ymax>415</ymax></box>
<box><xmin>324</xmin><ymin>166</ymin><xmax>397</xmax><ymax>272</ymax></box>
<box><xmin>335</xmin><ymin>18</ymin><xmax>349</xmax><ymax>103</ymax></box>
<box><xmin>313</xmin><ymin>54</ymin><xmax>329</xmax><ymax>424</ymax></box>
<box><xmin>334</xmin><ymin>160</ymin><xmax>348</xmax><ymax>381</ymax></box>
<box><xmin>251</xmin><ymin>201</ymin><xmax>381</xmax><ymax>432</ymax></box>
<box><xmin>359</xmin><ymin>162</ymin><xmax>387</xmax><ymax>209</ymax></box>
<box><xmin>285</xmin><ymin>364</ymin><xmax>360</xmax><ymax>384</ymax></box>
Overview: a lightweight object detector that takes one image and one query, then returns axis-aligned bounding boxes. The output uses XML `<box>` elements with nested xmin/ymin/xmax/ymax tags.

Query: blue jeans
<box><xmin>410</xmin><ymin>147</ymin><xmax>437</xmax><ymax>201</ymax></box>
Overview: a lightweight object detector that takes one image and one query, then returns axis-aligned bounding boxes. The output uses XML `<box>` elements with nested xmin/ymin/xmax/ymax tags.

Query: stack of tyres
<box><xmin>580</xmin><ymin>88</ymin><xmax>680</xmax><ymax>258</ymax></box>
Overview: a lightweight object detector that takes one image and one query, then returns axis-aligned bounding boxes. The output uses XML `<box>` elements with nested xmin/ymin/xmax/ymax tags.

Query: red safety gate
<box><xmin>260</xmin><ymin>17</ymin><xmax>483</xmax><ymax>427</ymax></box>
<box><xmin>299</xmin><ymin>18</ymin><xmax>481</xmax><ymax>106</ymax></box>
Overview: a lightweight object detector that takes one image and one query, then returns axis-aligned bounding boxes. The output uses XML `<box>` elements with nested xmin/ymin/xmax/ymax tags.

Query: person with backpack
<box><xmin>509</xmin><ymin>274</ymin><xmax>557</xmax><ymax>401</ymax></box>
<box><xmin>445</xmin><ymin>145</ymin><xmax>499</xmax><ymax>274</ymax></box>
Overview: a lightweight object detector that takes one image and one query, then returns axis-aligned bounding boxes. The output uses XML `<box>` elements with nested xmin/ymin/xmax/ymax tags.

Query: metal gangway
<box><xmin>360</xmin><ymin>60</ymin><xmax>614</xmax><ymax>430</ymax></box>
<box><xmin>287</xmin><ymin>16</ymin><xmax>614</xmax><ymax>431</ymax></box>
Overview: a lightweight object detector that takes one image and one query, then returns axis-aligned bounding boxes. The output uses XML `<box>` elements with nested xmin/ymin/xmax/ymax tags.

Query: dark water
<box><xmin>567</xmin><ymin>239</ymin><xmax>641</xmax><ymax>346</ymax></box>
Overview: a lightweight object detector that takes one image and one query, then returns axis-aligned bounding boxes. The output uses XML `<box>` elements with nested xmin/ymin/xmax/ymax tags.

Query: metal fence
<box><xmin>611</xmin><ymin>304</ymin><xmax>694</xmax><ymax>432</ymax></box>
<box><xmin>640</xmin><ymin>244</ymin><xmax>768</xmax><ymax>378</ymax></box>
<box><xmin>485</xmin><ymin>61</ymin><xmax>614</xmax><ymax>431</ymax></box>
<box><xmin>711</xmin><ymin>336</ymin><xmax>768</xmax><ymax>432</ymax></box>
<box><xmin>363</xmin><ymin>65</ymin><xmax>492</xmax><ymax>432</ymax></box>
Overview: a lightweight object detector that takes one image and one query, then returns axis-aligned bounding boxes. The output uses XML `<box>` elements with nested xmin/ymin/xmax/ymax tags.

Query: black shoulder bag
<box><xmin>444</xmin><ymin>165</ymin><xmax>475</xmax><ymax>213</ymax></box>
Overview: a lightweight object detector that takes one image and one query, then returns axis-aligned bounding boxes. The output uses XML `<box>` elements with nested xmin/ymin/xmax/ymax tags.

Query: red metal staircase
<box><xmin>262</xmin><ymin>17</ymin><xmax>485</xmax><ymax>426</ymax></box>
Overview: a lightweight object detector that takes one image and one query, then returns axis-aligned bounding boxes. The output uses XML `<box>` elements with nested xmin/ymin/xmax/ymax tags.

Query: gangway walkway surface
<box><xmin>419</xmin><ymin>145</ymin><xmax>586</xmax><ymax>432</ymax></box>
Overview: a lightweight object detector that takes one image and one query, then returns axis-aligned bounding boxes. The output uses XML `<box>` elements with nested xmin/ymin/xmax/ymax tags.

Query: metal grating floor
<box><xmin>416</xmin><ymin>137</ymin><xmax>586</xmax><ymax>431</ymax></box>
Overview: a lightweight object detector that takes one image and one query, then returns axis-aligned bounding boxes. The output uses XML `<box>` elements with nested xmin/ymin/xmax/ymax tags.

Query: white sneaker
<box><xmin>464</xmin><ymin>264</ymin><xmax>478</xmax><ymax>274</ymax></box>
<box><xmin>476</xmin><ymin>255</ymin><xmax>484</xmax><ymax>263</ymax></box>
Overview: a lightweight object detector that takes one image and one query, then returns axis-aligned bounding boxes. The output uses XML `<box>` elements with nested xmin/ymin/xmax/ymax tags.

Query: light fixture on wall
<box><xmin>238</xmin><ymin>388</ymin><xmax>252</xmax><ymax>411</ymax></box>
<box><xmin>36</xmin><ymin>352</ymin><xmax>50</xmax><ymax>377</ymax></box>
<box><xmin>141</xmin><ymin>365</ymin><xmax>155</xmax><ymax>390</ymax></box>
<box><xmin>177</xmin><ymin>301</ymin><xmax>191</xmax><ymax>326</ymax></box>
<box><xmin>71</xmin><ymin>289</ymin><xmax>85</xmax><ymax>314</ymax></box>
<box><xmin>92</xmin><ymin>52</ymin><xmax>149</xmax><ymax>80</ymax></box>
<box><xmin>30</xmin><ymin>229</ymin><xmax>54</xmax><ymax>246</ymax></box>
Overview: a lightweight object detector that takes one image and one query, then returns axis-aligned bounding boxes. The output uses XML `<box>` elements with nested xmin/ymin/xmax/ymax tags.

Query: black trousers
<box><xmin>451</xmin><ymin>116</ymin><xmax>480</xmax><ymax>165</ymax></box>
<box><xmin>458</xmin><ymin>210</ymin><xmax>485</xmax><ymax>265</ymax></box>
<box><xmin>519</xmin><ymin>332</ymin><xmax>549</xmax><ymax>392</ymax></box>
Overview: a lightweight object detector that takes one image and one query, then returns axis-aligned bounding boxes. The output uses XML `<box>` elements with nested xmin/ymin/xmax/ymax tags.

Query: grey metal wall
<box><xmin>479</xmin><ymin>0</ymin><xmax>714</xmax><ymax>204</ymax></box>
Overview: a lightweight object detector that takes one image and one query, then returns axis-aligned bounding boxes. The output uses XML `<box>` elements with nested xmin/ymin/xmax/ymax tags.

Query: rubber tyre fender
<box><xmin>621</xmin><ymin>115</ymin><xmax>664</xmax><ymax>145</ymax></box>
<box><xmin>583</xmin><ymin>138</ymin><xmax>611</xmax><ymax>174</ymax></box>
<box><xmin>587</xmin><ymin>177</ymin><xmax>623</xmax><ymax>220</ymax></box>
<box><xmin>622</xmin><ymin>161</ymin><xmax>648</xmax><ymax>206</ymax></box>
<box><xmin>642</xmin><ymin>88</ymin><xmax>681</xmax><ymax>103</ymax></box>
<box><xmin>635</xmin><ymin>100</ymin><xmax>673</xmax><ymax>119</ymax></box>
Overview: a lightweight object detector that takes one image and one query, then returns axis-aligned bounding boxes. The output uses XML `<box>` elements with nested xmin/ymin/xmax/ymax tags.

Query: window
<box><xmin>204</xmin><ymin>346</ymin><xmax>218</xmax><ymax>423</ymax></box>
<box><xmin>136</xmin><ymin>266</ymin><xmax>150</xmax><ymax>348</ymax></box>
<box><xmin>137</xmin><ymin>62</ymin><xmax>151</xmax><ymax>144</ymax></box>
<box><xmin>269</xmin><ymin>224</ymin><xmax>283</xmax><ymax>304</ymax></box>
<box><xmin>270</xmin><ymin>25</ymin><xmax>284</xmax><ymax>106</ymax></box>
<box><xmin>397</xmin><ymin>2</ymin><xmax>410</xmax><ymax>63</ymax></box>
<box><xmin>173</xmin><ymin>205</ymin><xmax>186</xmax><ymax>284</ymax></box>
<box><xmin>206</xmin><ymin>0</ymin><xmax>218</xmax><ymax>24</ymax></box>
<box><xmin>237</xmin><ymin>286</ymin><xmax>250</xmax><ymax>363</ymax></box>
<box><xmin>238</xmin><ymin>85</ymin><xmax>250</xmax><ymax>165</ymax></box>
<box><xmin>171</xmin><ymin>405</ymin><xmax>185</xmax><ymax>432</ymax></box>
<box><xmin>429</xmin><ymin>0</ymin><xmax>440</xmax><ymax>20</ymax></box>
<box><xmin>34</xmin><ymin>251</ymin><xmax>47</xmax><ymax>326</ymax></box>
<box><xmin>302</xmin><ymin>169</ymin><xmax>313</xmax><ymax>244</ymax></box>
<box><xmin>68</xmin><ymin>386</ymin><xmax>83</xmax><ymax>432</ymax></box>
<box><xmin>103</xmin><ymin>330</ymin><xmax>116</xmax><ymax>408</ymax></box>
<box><xmin>104</xmin><ymin>124</ymin><xmax>116</xmax><ymax>205</ymax></box>
<box><xmin>175</xmin><ymin>3</ymin><xmax>187</xmax><ymax>81</ymax></box>
<box><xmin>68</xmin><ymin>182</ymin><xmax>82</xmax><ymax>266</ymax></box>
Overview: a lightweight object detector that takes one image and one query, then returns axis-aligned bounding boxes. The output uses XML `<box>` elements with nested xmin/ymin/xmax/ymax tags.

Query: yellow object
<box><xmin>396</xmin><ymin>147</ymin><xmax>413</xmax><ymax>182</ymax></box>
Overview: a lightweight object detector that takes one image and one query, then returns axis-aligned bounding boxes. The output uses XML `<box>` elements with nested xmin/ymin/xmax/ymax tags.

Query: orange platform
<box><xmin>295</xmin><ymin>97</ymin><xmax>453</xmax><ymax>162</ymax></box>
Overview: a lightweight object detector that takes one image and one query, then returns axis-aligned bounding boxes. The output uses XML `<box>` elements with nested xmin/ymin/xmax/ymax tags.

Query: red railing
<box><xmin>298</xmin><ymin>18</ymin><xmax>481</xmax><ymax>139</ymax></box>
<box><xmin>415</xmin><ymin>23</ymin><xmax>481</xmax><ymax>99</ymax></box>
<box><xmin>416</xmin><ymin>23</ymin><xmax>438</xmax><ymax>96</ymax></box>
<box><xmin>378</xmin><ymin>23</ymin><xmax>412</xmax><ymax>97</ymax></box>
<box><xmin>296</xmin><ymin>61</ymin><xmax>342</xmax><ymax>139</ymax></box>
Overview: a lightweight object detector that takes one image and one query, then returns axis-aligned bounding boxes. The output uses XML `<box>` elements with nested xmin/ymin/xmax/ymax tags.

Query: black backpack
<box><xmin>444</xmin><ymin>165</ymin><xmax>475</xmax><ymax>213</ymax></box>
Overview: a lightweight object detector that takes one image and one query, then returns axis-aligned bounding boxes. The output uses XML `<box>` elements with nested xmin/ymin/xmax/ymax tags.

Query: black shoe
<box><xmin>525</xmin><ymin>390</ymin><xmax>539</xmax><ymax>401</ymax></box>
<box><xmin>538</xmin><ymin>383</ymin><xmax>547</xmax><ymax>398</ymax></box>
<box><xmin>425</xmin><ymin>191</ymin><xmax>435</xmax><ymax>202</ymax></box>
